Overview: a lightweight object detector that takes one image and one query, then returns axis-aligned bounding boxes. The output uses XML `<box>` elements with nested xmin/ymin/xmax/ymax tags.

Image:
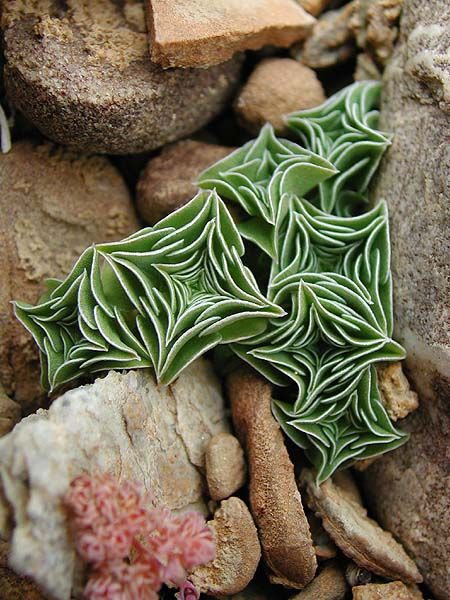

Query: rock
<box><xmin>228</xmin><ymin>369</ymin><xmax>317</xmax><ymax>589</ymax></box>
<box><xmin>354</xmin><ymin>53</ymin><xmax>382</xmax><ymax>80</ymax></box>
<box><xmin>363</xmin><ymin>1</ymin><xmax>450</xmax><ymax>597</ymax></box>
<box><xmin>137</xmin><ymin>140</ymin><xmax>232</xmax><ymax>225</ymax></box>
<box><xmin>0</xmin><ymin>541</ymin><xmax>48</xmax><ymax>600</ymax></box>
<box><xmin>0</xmin><ymin>140</ymin><xmax>138</xmax><ymax>413</ymax></box>
<box><xmin>234</xmin><ymin>58</ymin><xmax>326</xmax><ymax>135</ymax></box>
<box><xmin>352</xmin><ymin>581</ymin><xmax>424</xmax><ymax>600</ymax></box>
<box><xmin>0</xmin><ymin>384</ymin><xmax>21</xmax><ymax>438</ymax></box>
<box><xmin>300</xmin><ymin>469</ymin><xmax>422</xmax><ymax>584</ymax></box>
<box><xmin>2</xmin><ymin>0</ymin><xmax>242</xmax><ymax>154</ymax></box>
<box><xmin>307</xmin><ymin>511</ymin><xmax>337</xmax><ymax>560</ymax></box>
<box><xmin>377</xmin><ymin>363</ymin><xmax>419</xmax><ymax>421</ymax></box>
<box><xmin>290</xmin><ymin>562</ymin><xmax>347</xmax><ymax>600</ymax></box>
<box><xmin>146</xmin><ymin>0</ymin><xmax>315</xmax><ymax>68</ymax></box>
<box><xmin>345</xmin><ymin>563</ymin><xmax>372</xmax><ymax>587</ymax></box>
<box><xmin>297</xmin><ymin>0</ymin><xmax>334</xmax><ymax>17</ymax></box>
<box><xmin>0</xmin><ymin>359</ymin><xmax>229</xmax><ymax>600</ymax></box>
<box><xmin>191</xmin><ymin>497</ymin><xmax>261</xmax><ymax>597</ymax></box>
<box><xmin>292</xmin><ymin>2</ymin><xmax>356</xmax><ymax>69</ymax></box>
<box><xmin>205</xmin><ymin>433</ymin><xmax>247</xmax><ymax>501</ymax></box>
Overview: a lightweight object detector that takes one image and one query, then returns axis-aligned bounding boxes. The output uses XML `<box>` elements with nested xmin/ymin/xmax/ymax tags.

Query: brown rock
<box><xmin>0</xmin><ymin>384</ymin><xmax>21</xmax><ymax>438</ymax></box>
<box><xmin>352</xmin><ymin>581</ymin><xmax>424</xmax><ymax>600</ymax></box>
<box><xmin>228</xmin><ymin>369</ymin><xmax>317</xmax><ymax>589</ymax></box>
<box><xmin>234</xmin><ymin>58</ymin><xmax>326</xmax><ymax>135</ymax></box>
<box><xmin>137</xmin><ymin>140</ymin><xmax>232</xmax><ymax>225</ymax></box>
<box><xmin>205</xmin><ymin>433</ymin><xmax>247</xmax><ymax>501</ymax></box>
<box><xmin>2</xmin><ymin>0</ymin><xmax>242</xmax><ymax>154</ymax></box>
<box><xmin>0</xmin><ymin>541</ymin><xmax>48</xmax><ymax>600</ymax></box>
<box><xmin>307</xmin><ymin>512</ymin><xmax>337</xmax><ymax>560</ymax></box>
<box><xmin>354</xmin><ymin>53</ymin><xmax>382</xmax><ymax>80</ymax></box>
<box><xmin>290</xmin><ymin>562</ymin><xmax>347</xmax><ymax>600</ymax></box>
<box><xmin>0</xmin><ymin>140</ymin><xmax>138</xmax><ymax>413</ymax></box>
<box><xmin>292</xmin><ymin>2</ymin><xmax>356</xmax><ymax>69</ymax></box>
<box><xmin>377</xmin><ymin>362</ymin><xmax>419</xmax><ymax>421</ymax></box>
<box><xmin>191</xmin><ymin>497</ymin><xmax>261</xmax><ymax>597</ymax></box>
<box><xmin>297</xmin><ymin>0</ymin><xmax>334</xmax><ymax>17</ymax></box>
<box><xmin>300</xmin><ymin>469</ymin><xmax>422</xmax><ymax>584</ymax></box>
<box><xmin>363</xmin><ymin>1</ymin><xmax>450</xmax><ymax>597</ymax></box>
<box><xmin>146</xmin><ymin>0</ymin><xmax>315</xmax><ymax>68</ymax></box>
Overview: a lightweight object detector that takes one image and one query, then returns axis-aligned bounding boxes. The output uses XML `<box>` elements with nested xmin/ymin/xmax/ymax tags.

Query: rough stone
<box><xmin>0</xmin><ymin>359</ymin><xmax>229</xmax><ymax>600</ymax></box>
<box><xmin>290</xmin><ymin>562</ymin><xmax>347</xmax><ymax>600</ymax></box>
<box><xmin>292</xmin><ymin>2</ymin><xmax>356</xmax><ymax>69</ymax></box>
<box><xmin>205</xmin><ymin>433</ymin><xmax>247</xmax><ymax>501</ymax></box>
<box><xmin>300</xmin><ymin>469</ymin><xmax>422</xmax><ymax>584</ymax></box>
<box><xmin>146</xmin><ymin>0</ymin><xmax>315</xmax><ymax>68</ymax></box>
<box><xmin>363</xmin><ymin>2</ymin><xmax>450</xmax><ymax>598</ymax></box>
<box><xmin>377</xmin><ymin>362</ymin><xmax>419</xmax><ymax>421</ymax></box>
<box><xmin>228</xmin><ymin>368</ymin><xmax>317</xmax><ymax>589</ymax></box>
<box><xmin>2</xmin><ymin>0</ymin><xmax>242</xmax><ymax>154</ymax></box>
<box><xmin>234</xmin><ymin>58</ymin><xmax>326</xmax><ymax>135</ymax></box>
<box><xmin>191</xmin><ymin>497</ymin><xmax>261</xmax><ymax>597</ymax></box>
<box><xmin>137</xmin><ymin>140</ymin><xmax>233</xmax><ymax>225</ymax></box>
<box><xmin>0</xmin><ymin>140</ymin><xmax>138</xmax><ymax>414</ymax></box>
<box><xmin>352</xmin><ymin>581</ymin><xmax>424</xmax><ymax>600</ymax></box>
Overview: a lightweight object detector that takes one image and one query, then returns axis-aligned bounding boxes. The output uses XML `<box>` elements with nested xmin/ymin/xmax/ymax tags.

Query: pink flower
<box><xmin>85</xmin><ymin>561</ymin><xmax>160</xmax><ymax>600</ymax></box>
<box><xmin>175</xmin><ymin>580</ymin><xmax>200</xmax><ymax>600</ymax></box>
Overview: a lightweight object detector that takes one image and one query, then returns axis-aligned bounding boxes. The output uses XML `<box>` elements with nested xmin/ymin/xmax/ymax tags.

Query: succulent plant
<box><xmin>15</xmin><ymin>81</ymin><xmax>409</xmax><ymax>482</ymax></box>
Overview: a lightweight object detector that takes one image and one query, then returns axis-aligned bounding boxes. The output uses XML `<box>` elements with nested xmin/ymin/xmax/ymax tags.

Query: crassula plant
<box><xmin>14</xmin><ymin>81</ymin><xmax>408</xmax><ymax>482</ymax></box>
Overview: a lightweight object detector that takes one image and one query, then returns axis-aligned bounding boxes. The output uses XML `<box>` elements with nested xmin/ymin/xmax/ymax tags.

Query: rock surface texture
<box><xmin>2</xmin><ymin>0</ymin><xmax>242</xmax><ymax>154</ymax></box>
<box><xmin>0</xmin><ymin>359</ymin><xmax>229</xmax><ymax>600</ymax></box>
<box><xmin>205</xmin><ymin>432</ymin><xmax>247</xmax><ymax>501</ymax></box>
<box><xmin>146</xmin><ymin>0</ymin><xmax>315</xmax><ymax>68</ymax></box>
<box><xmin>363</xmin><ymin>1</ymin><xmax>450</xmax><ymax>598</ymax></box>
<box><xmin>0</xmin><ymin>141</ymin><xmax>138</xmax><ymax>413</ymax></box>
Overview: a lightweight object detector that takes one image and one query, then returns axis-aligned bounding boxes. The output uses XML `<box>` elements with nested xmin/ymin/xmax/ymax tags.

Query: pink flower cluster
<box><xmin>64</xmin><ymin>473</ymin><xmax>215</xmax><ymax>600</ymax></box>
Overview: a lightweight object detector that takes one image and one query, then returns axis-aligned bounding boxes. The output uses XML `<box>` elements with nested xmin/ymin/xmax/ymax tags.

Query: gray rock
<box><xmin>364</xmin><ymin>1</ymin><xmax>450</xmax><ymax>598</ymax></box>
<box><xmin>0</xmin><ymin>359</ymin><xmax>229</xmax><ymax>600</ymax></box>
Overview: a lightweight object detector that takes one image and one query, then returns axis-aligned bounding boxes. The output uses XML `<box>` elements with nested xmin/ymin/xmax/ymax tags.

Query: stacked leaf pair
<box><xmin>14</xmin><ymin>81</ymin><xmax>408</xmax><ymax>482</ymax></box>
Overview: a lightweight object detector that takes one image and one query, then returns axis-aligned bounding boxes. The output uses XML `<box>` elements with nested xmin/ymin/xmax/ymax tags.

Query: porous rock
<box><xmin>2</xmin><ymin>0</ymin><xmax>242</xmax><ymax>154</ymax></box>
<box><xmin>205</xmin><ymin>432</ymin><xmax>246</xmax><ymax>501</ymax></box>
<box><xmin>377</xmin><ymin>362</ymin><xmax>419</xmax><ymax>421</ymax></box>
<box><xmin>137</xmin><ymin>140</ymin><xmax>232</xmax><ymax>225</ymax></box>
<box><xmin>228</xmin><ymin>368</ymin><xmax>317</xmax><ymax>589</ymax></box>
<box><xmin>352</xmin><ymin>581</ymin><xmax>424</xmax><ymax>600</ymax></box>
<box><xmin>234</xmin><ymin>58</ymin><xmax>326</xmax><ymax>135</ymax></box>
<box><xmin>0</xmin><ymin>359</ymin><xmax>229</xmax><ymax>600</ymax></box>
<box><xmin>146</xmin><ymin>0</ymin><xmax>315</xmax><ymax>68</ymax></box>
<box><xmin>290</xmin><ymin>562</ymin><xmax>347</xmax><ymax>600</ymax></box>
<box><xmin>363</xmin><ymin>1</ymin><xmax>450</xmax><ymax>597</ymax></box>
<box><xmin>191</xmin><ymin>497</ymin><xmax>261</xmax><ymax>598</ymax></box>
<box><xmin>0</xmin><ymin>140</ymin><xmax>138</xmax><ymax>414</ymax></box>
<box><xmin>292</xmin><ymin>2</ymin><xmax>356</xmax><ymax>69</ymax></box>
<box><xmin>300</xmin><ymin>469</ymin><xmax>422</xmax><ymax>584</ymax></box>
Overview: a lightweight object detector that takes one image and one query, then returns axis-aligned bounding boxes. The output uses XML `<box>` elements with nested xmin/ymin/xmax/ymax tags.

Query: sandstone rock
<box><xmin>137</xmin><ymin>140</ymin><xmax>232</xmax><ymax>225</ymax></box>
<box><xmin>290</xmin><ymin>562</ymin><xmax>347</xmax><ymax>600</ymax></box>
<box><xmin>191</xmin><ymin>497</ymin><xmax>261</xmax><ymax>597</ymax></box>
<box><xmin>205</xmin><ymin>433</ymin><xmax>246</xmax><ymax>501</ymax></box>
<box><xmin>292</xmin><ymin>2</ymin><xmax>356</xmax><ymax>69</ymax></box>
<box><xmin>0</xmin><ymin>541</ymin><xmax>48</xmax><ymax>600</ymax></box>
<box><xmin>352</xmin><ymin>581</ymin><xmax>424</xmax><ymax>600</ymax></box>
<box><xmin>0</xmin><ymin>359</ymin><xmax>229</xmax><ymax>600</ymax></box>
<box><xmin>2</xmin><ymin>0</ymin><xmax>242</xmax><ymax>154</ymax></box>
<box><xmin>228</xmin><ymin>369</ymin><xmax>317</xmax><ymax>589</ymax></box>
<box><xmin>0</xmin><ymin>384</ymin><xmax>21</xmax><ymax>438</ymax></box>
<box><xmin>234</xmin><ymin>58</ymin><xmax>326</xmax><ymax>135</ymax></box>
<box><xmin>297</xmin><ymin>0</ymin><xmax>334</xmax><ymax>17</ymax></box>
<box><xmin>300</xmin><ymin>469</ymin><xmax>422</xmax><ymax>584</ymax></box>
<box><xmin>146</xmin><ymin>0</ymin><xmax>315</xmax><ymax>68</ymax></box>
<box><xmin>0</xmin><ymin>140</ymin><xmax>138</xmax><ymax>413</ymax></box>
<box><xmin>363</xmin><ymin>1</ymin><xmax>450</xmax><ymax>597</ymax></box>
<box><xmin>377</xmin><ymin>362</ymin><xmax>419</xmax><ymax>421</ymax></box>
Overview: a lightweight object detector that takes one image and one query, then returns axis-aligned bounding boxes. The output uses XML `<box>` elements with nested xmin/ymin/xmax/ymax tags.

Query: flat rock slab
<box><xmin>146</xmin><ymin>0</ymin><xmax>315</xmax><ymax>67</ymax></box>
<box><xmin>0</xmin><ymin>359</ymin><xmax>229</xmax><ymax>600</ymax></box>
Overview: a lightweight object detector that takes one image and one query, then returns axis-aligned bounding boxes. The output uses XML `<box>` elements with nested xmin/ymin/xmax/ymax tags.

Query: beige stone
<box><xmin>0</xmin><ymin>359</ymin><xmax>229</xmax><ymax>600</ymax></box>
<box><xmin>297</xmin><ymin>0</ymin><xmax>333</xmax><ymax>17</ymax></box>
<box><xmin>0</xmin><ymin>140</ymin><xmax>138</xmax><ymax>413</ymax></box>
<box><xmin>234</xmin><ymin>58</ymin><xmax>326</xmax><ymax>135</ymax></box>
<box><xmin>352</xmin><ymin>581</ymin><xmax>424</xmax><ymax>600</ymax></box>
<box><xmin>290</xmin><ymin>562</ymin><xmax>347</xmax><ymax>600</ymax></box>
<box><xmin>300</xmin><ymin>469</ymin><xmax>422</xmax><ymax>584</ymax></box>
<box><xmin>377</xmin><ymin>362</ymin><xmax>419</xmax><ymax>421</ymax></box>
<box><xmin>146</xmin><ymin>0</ymin><xmax>315</xmax><ymax>68</ymax></box>
<box><xmin>206</xmin><ymin>433</ymin><xmax>246</xmax><ymax>501</ymax></box>
<box><xmin>228</xmin><ymin>369</ymin><xmax>317</xmax><ymax>589</ymax></box>
<box><xmin>191</xmin><ymin>497</ymin><xmax>261</xmax><ymax>597</ymax></box>
<box><xmin>137</xmin><ymin>140</ymin><xmax>232</xmax><ymax>225</ymax></box>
